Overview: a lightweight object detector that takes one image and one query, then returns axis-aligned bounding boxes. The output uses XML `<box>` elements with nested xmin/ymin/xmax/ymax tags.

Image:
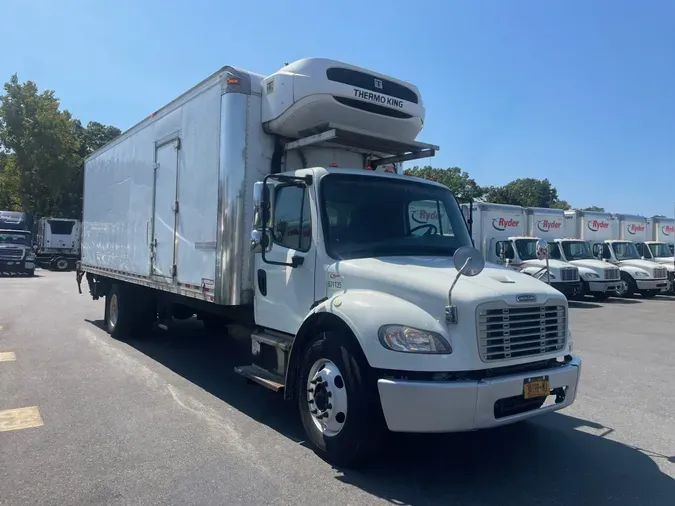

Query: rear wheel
<box><xmin>297</xmin><ymin>330</ymin><xmax>385</xmax><ymax>468</ymax></box>
<box><xmin>53</xmin><ymin>257</ymin><xmax>69</xmax><ymax>271</ymax></box>
<box><xmin>105</xmin><ymin>283</ymin><xmax>155</xmax><ymax>338</ymax></box>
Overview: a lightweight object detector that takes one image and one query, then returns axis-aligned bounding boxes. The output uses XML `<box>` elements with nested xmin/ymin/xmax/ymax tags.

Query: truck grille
<box><xmin>477</xmin><ymin>304</ymin><xmax>567</xmax><ymax>362</ymax></box>
<box><xmin>653</xmin><ymin>267</ymin><xmax>667</xmax><ymax>279</ymax></box>
<box><xmin>560</xmin><ymin>267</ymin><xmax>578</xmax><ymax>281</ymax></box>
<box><xmin>0</xmin><ymin>248</ymin><xmax>24</xmax><ymax>260</ymax></box>
<box><xmin>604</xmin><ymin>268</ymin><xmax>620</xmax><ymax>280</ymax></box>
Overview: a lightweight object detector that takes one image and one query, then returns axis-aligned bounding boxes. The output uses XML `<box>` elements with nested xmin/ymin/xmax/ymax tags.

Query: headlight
<box><xmin>585</xmin><ymin>273</ymin><xmax>600</xmax><ymax>279</ymax></box>
<box><xmin>378</xmin><ymin>325</ymin><xmax>452</xmax><ymax>354</ymax></box>
<box><xmin>633</xmin><ymin>271</ymin><xmax>649</xmax><ymax>278</ymax></box>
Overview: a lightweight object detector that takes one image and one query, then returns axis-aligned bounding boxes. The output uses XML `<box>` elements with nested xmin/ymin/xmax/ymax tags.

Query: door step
<box><xmin>251</xmin><ymin>329</ymin><xmax>293</xmax><ymax>351</ymax></box>
<box><xmin>234</xmin><ymin>364</ymin><xmax>285</xmax><ymax>393</ymax></box>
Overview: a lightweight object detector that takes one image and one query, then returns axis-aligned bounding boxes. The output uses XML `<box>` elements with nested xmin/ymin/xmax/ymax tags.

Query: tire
<box><xmin>104</xmin><ymin>283</ymin><xmax>153</xmax><ymax>338</ymax></box>
<box><xmin>297</xmin><ymin>330</ymin><xmax>385</xmax><ymax>468</ymax></box>
<box><xmin>53</xmin><ymin>257</ymin><xmax>69</xmax><ymax>271</ymax></box>
<box><xmin>620</xmin><ymin>272</ymin><xmax>636</xmax><ymax>297</ymax></box>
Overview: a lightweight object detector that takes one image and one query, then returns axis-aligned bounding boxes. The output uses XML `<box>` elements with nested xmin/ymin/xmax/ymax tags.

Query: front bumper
<box><xmin>0</xmin><ymin>259</ymin><xmax>33</xmax><ymax>273</ymax></box>
<box><xmin>377</xmin><ymin>356</ymin><xmax>582</xmax><ymax>433</ymax></box>
<box><xmin>588</xmin><ymin>280</ymin><xmax>623</xmax><ymax>293</ymax></box>
<box><xmin>636</xmin><ymin>279</ymin><xmax>668</xmax><ymax>291</ymax></box>
<box><xmin>550</xmin><ymin>281</ymin><xmax>582</xmax><ymax>297</ymax></box>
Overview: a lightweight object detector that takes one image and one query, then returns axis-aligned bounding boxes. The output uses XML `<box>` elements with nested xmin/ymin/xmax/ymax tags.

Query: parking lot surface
<box><xmin>0</xmin><ymin>270</ymin><xmax>674</xmax><ymax>505</ymax></box>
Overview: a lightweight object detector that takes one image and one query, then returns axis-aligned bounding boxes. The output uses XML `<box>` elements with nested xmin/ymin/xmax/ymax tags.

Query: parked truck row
<box><xmin>459</xmin><ymin>203</ymin><xmax>673</xmax><ymax>300</ymax></box>
<box><xmin>76</xmin><ymin>57</ymin><xmax>581</xmax><ymax>466</ymax></box>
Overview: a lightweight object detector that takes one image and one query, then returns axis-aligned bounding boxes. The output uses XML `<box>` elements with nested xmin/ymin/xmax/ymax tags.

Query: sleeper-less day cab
<box><xmin>563</xmin><ymin>211</ymin><xmax>668</xmax><ymax>298</ymax></box>
<box><xmin>77</xmin><ymin>58</ymin><xmax>581</xmax><ymax>466</ymax></box>
<box><xmin>462</xmin><ymin>202</ymin><xmax>582</xmax><ymax>298</ymax></box>
<box><xmin>524</xmin><ymin>208</ymin><xmax>623</xmax><ymax>300</ymax></box>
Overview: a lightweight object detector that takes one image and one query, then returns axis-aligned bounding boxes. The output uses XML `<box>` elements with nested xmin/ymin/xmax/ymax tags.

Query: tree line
<box><xmin>0</xmin><ymin>75</ymin><xmax>604</xmax><ymax>219</ymax></box>
<box><xmin>403</xmin><ymin>166</ymin><xmax>604</xmax><ymax>212</ymax></box>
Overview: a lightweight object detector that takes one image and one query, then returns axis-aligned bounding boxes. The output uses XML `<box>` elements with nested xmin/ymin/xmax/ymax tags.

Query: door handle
<box><xmin>291</xmin><ymin>255</ymin><xmax>304</xmax><ymax>268</ymax></box>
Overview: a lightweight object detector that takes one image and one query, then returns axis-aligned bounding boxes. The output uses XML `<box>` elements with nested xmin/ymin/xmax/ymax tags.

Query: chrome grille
<box><xmin>0</xmin><ymin>248</ymin><xmax>24</xmax><ymax>260</ymax></box>
<box><xmin>653</xmin><ymin>267</ymin><xmax>667</xmax><ymax>279</ymax></box>
<box><xmin>604</xmin><ymin>268</ymin><xmax>620</xmax><ymax>280</ymax></box>
<box><xmin>477</xmin><ymin>304</ymin><xmax>567</xmax><ymax>362</ymax></box>
<box><xmin>560</xmin><ymin>267</ymin><xmax>578</xmax><ymax>281</ymax></box>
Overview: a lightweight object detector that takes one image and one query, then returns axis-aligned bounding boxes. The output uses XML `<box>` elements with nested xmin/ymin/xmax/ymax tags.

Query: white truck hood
<box><xmin>521</xmin><ymin>259</ymin><xmax>571</xmax><ymax>270</ymax></box>
<box><xmin>617</xmin><ymin>259</ymin><xmax>663</xmax><ymax>273</ymax></box>
<box><xmin>566</xmin><ymin>258</ymin><xmax>611</xmax><ymax>270</ymax></box>
<box><xmin>330</xmin><ymin>256</ymin><xmax>566</xmax><ymax>306</ymax></box>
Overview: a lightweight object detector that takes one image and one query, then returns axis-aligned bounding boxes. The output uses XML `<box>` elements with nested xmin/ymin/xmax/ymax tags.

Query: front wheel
<box><xmin>619</xmin><ymin>272</ymin><xmax>636</xmax><ymax>297</ymax></box>
<box><xmin>53</xmin><ymin>257</ymin><xmax>70</xmax><ymax>271</ymax></box>
<box><xmin>297</xmin><ymin>330</ymin><xmax>384</xmax><ymax>468</ymax></box>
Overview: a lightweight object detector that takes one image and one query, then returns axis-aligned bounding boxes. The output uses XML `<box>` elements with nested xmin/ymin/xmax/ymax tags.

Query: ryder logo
<box><xmin>492</xmin><ymin>217</ymin><xmax>520</xmax><ymax>231</ymax></box>
<box><xmin>626</xmin><ymin>223</ymin><xmax>646</xmax><ymax>235</ymax></box>
<box><xmin>587</xmin><ymin>220</ymin><xmax>610</xmax><ymax>232</ymax></box>
<box><xmin>411</xmin><ymin>209</ymin><xmax>440</xmax><ymax>224</ymax></box>
<box><xmin>536</xmin><ymin>220</ymin><xmax>562</xmax><ymax>233</ymax></box>
<box><xmin>662</xmin><ymin>225</ymin><xmax>674</xmax><ymax>236</ymax></box>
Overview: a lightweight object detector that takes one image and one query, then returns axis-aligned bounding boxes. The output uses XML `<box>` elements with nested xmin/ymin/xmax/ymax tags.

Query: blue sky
<box><xmin>3</xmin><ymin>0</ymin><xmax>674</xmax><ymax>216</ymax></box>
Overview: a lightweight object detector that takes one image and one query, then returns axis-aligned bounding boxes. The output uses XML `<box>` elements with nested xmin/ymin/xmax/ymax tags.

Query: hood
<box><xmin>329</xmin><ymin>256</ymin><xmax>566</xmax><ymax>306</ymax></box>
<box><xmin>566</xmin><ymin>258</ymin><xmax>615</xmax><ymax>271</ymax></box>
<box><xmin>0</xmin><ymin>242</ymin><xmax>29</xmax><ymax>250</ymax></box>
<box><xmin>521</xmin><ymin>259</ymin><xmax>573</xmax><ymax>270</ymax></box>
<box><xmin>617</xmin><ymin>259</ymin><xmax>664</xmax><ymax>273</ymax></box>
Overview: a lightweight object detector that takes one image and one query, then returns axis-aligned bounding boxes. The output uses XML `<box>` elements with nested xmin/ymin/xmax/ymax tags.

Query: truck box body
<box><xmin>563</xmin><ymin>210</ymin><xmax>619</xmax><ymax>244</ymax></box>
<box><xmin>81</xmin><ymin>59</ymin><xmax>427</xmax><ymax>305</ymax></box>
<box><xmin>648</xmin><ymin>217</ymin><xmax>675</xmax><ymax>246</ymax></box>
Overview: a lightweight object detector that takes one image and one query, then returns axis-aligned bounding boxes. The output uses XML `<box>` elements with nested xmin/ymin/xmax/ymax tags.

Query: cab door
<box><xmin>254</xmin><ymin>180</ymin><xmax>317</xmax><ymax>335</ymax></box>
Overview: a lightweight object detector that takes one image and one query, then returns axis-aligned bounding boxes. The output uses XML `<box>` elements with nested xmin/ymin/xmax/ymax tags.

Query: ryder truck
<box><xmin>525</xmin><ymin>208</ymin><xmax>622</xmax><ymax>300</ymax></box>
<box><xmin>77</xmin><ymin>58</ymin><xmax>581</xmax><ymax>466</ymax></box>
<box><xmin>463</xmin><ymin>202</ymin><xmax>582</xmax><ymax>297</ymax></box>
<box><xmin>563</xmin><ymin>210</ymin><xmax>668</xmax><ymax>298</ymax></box>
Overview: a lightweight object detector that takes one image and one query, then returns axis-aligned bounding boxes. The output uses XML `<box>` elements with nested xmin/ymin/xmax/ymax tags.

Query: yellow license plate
<box><xmin>523</xmin><ymin>376</ymin><xmax>550</xmax><ymax>399</ymax></box>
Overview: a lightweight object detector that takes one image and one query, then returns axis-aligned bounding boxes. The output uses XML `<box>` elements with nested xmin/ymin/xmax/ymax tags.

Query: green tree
<box><xmin>0</xmin><ymin>153</ymin><xmax>21</xmax><ymax>210</ymax></box>
<box><xmin>581</xmin><ymin>206</ymin><xmax>605</xmax><ymax>212</ymax></box>
<box><xmin>0</xmin><ymin>75</ymin><xmax>120</xmax><ymax>218</ymax></box>
<box><xmin>483</xmin><ymin>178</ymin><xmax>570</xmax><ymax>209</ymax></box>
<box><xmin>404</xmin><ymin>166</ymin><xmax>484</xmax><ymax>200</ymax></box>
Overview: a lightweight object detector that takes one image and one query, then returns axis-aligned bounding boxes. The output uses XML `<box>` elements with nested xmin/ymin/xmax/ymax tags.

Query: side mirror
<box><xmin>446</xmin><ymin>246</ymin><xmax>485</xmax><ymax>324</ymax></box>
<box><xmin>498</xmin><ymin>242</ymin><xmax>506</xmax><ymax>262</ymax></box>
<box><xmin>454</xmin><ymin>246</ymin><xmax>486</xmax><ymax>277</ymax></box>
<box><xmin>250</xmin><ymin>229</ymin><xmax>270</xmax><ymax>253</ymax></box>
<box><xmin>536</xmin><ymin>239</ymin><xmax>549</xmax><ymax>260</ymax></box>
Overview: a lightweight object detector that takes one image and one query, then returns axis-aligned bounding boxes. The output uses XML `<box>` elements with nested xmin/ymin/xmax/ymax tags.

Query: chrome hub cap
<box><xmin>306</xmin><ymin>359</ymin><xmax>348</xmax><ymax>436</ymax></box>
<box><xmin>109</xmin><ymin>294</ymin><xmax>119</xmax><ymax>328</ymax></box>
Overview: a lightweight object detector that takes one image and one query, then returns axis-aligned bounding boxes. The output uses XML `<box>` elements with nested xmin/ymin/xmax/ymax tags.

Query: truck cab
<box><xmin>0</xmin><ymin>211</ymin><xmax>36</xmax><ymax>276</ymax></box>
<box><xmin>463</xmin><ymin>202</ymin><xmax>582</xmax><ymax>298</ymax></box>
<box><xmin>551</xmin><ymin>239</ymin><xmax>623</xmax><ymax>300</ymax></box>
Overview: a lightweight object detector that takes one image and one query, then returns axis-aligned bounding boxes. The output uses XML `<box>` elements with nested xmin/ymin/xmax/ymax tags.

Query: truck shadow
<box><xmin>86</xmin><ymin>318</ymin><xmax>675</xmax><ymax>505</ymax></box>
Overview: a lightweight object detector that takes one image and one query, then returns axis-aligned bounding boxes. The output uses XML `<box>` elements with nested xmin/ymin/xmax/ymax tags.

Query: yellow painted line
<box><xmin>0</xmin><ymin>406</ymin><xmax>44</xmax><ymax>432</ymax></box>
<box><xmin>0</xmin><ymin>351</ymin><xmax>16</xmax><ymax>362</ymax></box>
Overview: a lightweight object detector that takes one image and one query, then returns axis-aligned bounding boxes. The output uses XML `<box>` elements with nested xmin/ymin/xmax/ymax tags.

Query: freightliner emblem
<box><xmin>516</xmin><ymin>294</ymin><xmax>537</xmax><ymax>303</ymax></box>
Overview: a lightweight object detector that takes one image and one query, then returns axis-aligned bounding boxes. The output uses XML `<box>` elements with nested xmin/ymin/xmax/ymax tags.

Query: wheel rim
<box><xmin>306</xmin><ymin>359</ymin><xmax>348</xmax><ymax>437</ymax></box>
<box><xmin>617</xmin><ymin>281</ymin><xmax>627</xmax><ymax>296</ymax></box>
<box><xmin>57</xmin><ymin>259</ymin><xmax>68</xmax><ymax>270</ymax></box>
<box><xmin>109</xmin><ymin>294</ymin><xmax>119</xmax><ymax>329</ymax></box>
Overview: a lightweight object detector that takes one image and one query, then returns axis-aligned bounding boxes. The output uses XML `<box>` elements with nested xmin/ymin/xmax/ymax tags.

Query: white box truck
<box><xmin>35</xmin><ymin>218</ymin><xmax>82</xmax><ymax>271</ymax></box>
<box><xmin>525</xmin><ymin>208</ymin><xmax>623</xmax><ymax>300</ymax></box>
<box><xmin>76</xmin><ymin>58</ymin><xmax>581</xmax><ymax>467</ymax></box>
<box><xmin>563</xmin><ymin>210</ymin><xmax>668</xmax><ymax>298</ymax></box>
<box><xmin>462</xmin><ymin>202</ymin><xmax>582</xmax><ymax>298</ymax></box>
<box><xmin>618</xmin><ymin>214</ymin><xmax>674</xmax><ymax>294</ymax></box>
<box><xmin>645</xmin><ymin>216</ymin><xmax>675</xmax><ymax>265</ymax></box>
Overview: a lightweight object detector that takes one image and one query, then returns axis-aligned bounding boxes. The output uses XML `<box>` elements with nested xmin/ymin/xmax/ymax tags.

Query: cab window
<box><xmin>272</xmin><ymin>185</ymin><xmax>311</xmax><ymax>252</ymax></box>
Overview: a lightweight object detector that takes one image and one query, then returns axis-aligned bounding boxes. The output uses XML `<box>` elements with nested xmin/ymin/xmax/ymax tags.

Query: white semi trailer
<box><xmin>77</xmin><ymin>58</ymin><xmax>581</xmax><ymax>467</ymax></box>
<box><xmin>35</xmin><ymin>218</ymin><xmax>82</xmax><ymax>271</ymax></box>
<box><xmin>563</xmin><ymin>210</ymin><xmax>668</xmax><ymax>298</ymax></box>
<box><xmin>463</xmin><ymin>202</ymin><xmax>582</xmax><ymax>297</ymax></box>
<box><xmin>525</xmin><ymin>207</ymin><xmax>622</xmax><ymax>300</ymax></box>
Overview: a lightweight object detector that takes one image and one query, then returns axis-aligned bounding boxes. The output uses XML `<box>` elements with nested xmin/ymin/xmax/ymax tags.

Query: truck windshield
<box><xmin>514</xmin><ymin>239</ymin><xmax>539</xmax><ymax>260</ymax></box>
<box><xmin>0</xmin><ymin>232</ymin><xmax>31</xmax><ymax>246</ymax></box>
<box><xmin>612</xmin><ymin>241</ymin><xmax>640</xmax><ymax>261</ymax></box>
<box><xmin>650</xmin><ymin>243</ymin><xmax>673</xmax><ymax>258</ymax></box>
<box><xmin>561</xmin><ymin>240</ymin><xmax>594</xmax><ymax>260</ymax></box>
<box><xmin>320</xmin><ymin>174</ymin><xmax>472</xmax><ymax>260</ymax></box>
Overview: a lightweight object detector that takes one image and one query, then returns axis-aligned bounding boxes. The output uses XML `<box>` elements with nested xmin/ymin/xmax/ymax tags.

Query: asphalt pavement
<box><xmin>0</xmin><ymin>270</ymin><xmax>674</xmax><ymax>505</ymax></box>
